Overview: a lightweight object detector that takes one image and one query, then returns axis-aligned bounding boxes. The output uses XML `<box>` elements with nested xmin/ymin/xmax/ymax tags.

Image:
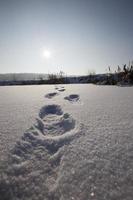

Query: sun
<box><xmin>43</xmin><ymin>50</ymin><xmax>51</xmax><ymax>58</ymax></box>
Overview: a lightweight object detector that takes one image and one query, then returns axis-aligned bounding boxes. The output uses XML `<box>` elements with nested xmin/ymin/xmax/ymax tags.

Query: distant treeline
<box><xmin>0</xmin><ymin>72</ymin><xmax>67</xmax><ymax>86</ymax></box>
<box><xmin>0</xmin><ymin>63</ymin><xmax>133</xmax><ymax>86</ymax></box>
<box><xmin>0</xmin><ymin>73</ymin><xmax>48</xmax><ymax>81</ymax></box>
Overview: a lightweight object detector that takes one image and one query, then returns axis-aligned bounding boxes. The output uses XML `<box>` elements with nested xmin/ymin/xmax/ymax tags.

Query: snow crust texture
<box><xmin>0</xmin><ymin>84</ymin><xmax>133</xmax><ymax>200</ymax></box>
<box><xmin>0</xmin><ymin>86</ymin><xmax>82</xmax><ymax>200</ymax></box>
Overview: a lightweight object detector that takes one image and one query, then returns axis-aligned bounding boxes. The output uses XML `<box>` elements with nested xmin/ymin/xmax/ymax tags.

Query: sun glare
<box><xmin>43</xmin><ymin>50</ymin><xmax>51</xmax><ymax>58</ymax></box>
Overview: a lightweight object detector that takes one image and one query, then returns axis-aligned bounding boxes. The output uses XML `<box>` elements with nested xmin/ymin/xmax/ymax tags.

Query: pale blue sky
<box><xmin>0</xmin><ymin>0</ymin><xmax>133</xmax><ymax>75</ymax></box>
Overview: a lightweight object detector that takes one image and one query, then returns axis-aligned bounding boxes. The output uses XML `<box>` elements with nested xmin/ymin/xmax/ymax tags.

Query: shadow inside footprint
<box><xmin>55</xmin><ymin>86</ymin><xmax>59</xmax><ymax>90</ymax></box>
<box><xmin>24</xmin><ymin>105</ymin><xmax>77</xmax><ymax>154</ymax></box>
<box><xmin>58</xmin><ymin>88</ymin><xmax>65</xmax><ymax>92</ymax></box>
<box><xmin>39</xmin><ymin>105</ymin><xmax>63</xmax><ymax>119</ymax></box>
<box><xmin>64</xmin><ymin>94</ymin><xmax>80</xmax><ymax>102</ymax></box>
<box><xmin>45</xmin><ymin>92</ymin><xmax>58</xmax><ymax>99</ymax></box>
<box><xmin>33</xmin><ymin>104</ymin><xmax>76</xmax><ymax>138</ymax></box>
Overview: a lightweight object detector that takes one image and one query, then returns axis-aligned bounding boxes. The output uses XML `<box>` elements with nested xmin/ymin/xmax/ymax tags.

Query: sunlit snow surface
<box><xmin>0</xmin><ymin>84</ymin><xmax>133</xmax><ymax>200</ymax></box>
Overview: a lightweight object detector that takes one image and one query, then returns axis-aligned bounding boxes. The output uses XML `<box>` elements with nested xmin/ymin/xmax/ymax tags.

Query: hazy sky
<box><xmin>0</xmin><ymin>0</ymin><xmax>133</xmax><ymax>75</ymax></box>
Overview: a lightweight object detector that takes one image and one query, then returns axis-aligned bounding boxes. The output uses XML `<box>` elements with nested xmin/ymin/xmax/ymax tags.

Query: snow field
<box><xmin>0</xmin><ymin>85</ymin><xmax>82</xmax><ymax>200</ymax></box>
<box><xmin>0</xmin><ymin>84</ymin><xmax>133</xmax><ymax>200</ymax></box>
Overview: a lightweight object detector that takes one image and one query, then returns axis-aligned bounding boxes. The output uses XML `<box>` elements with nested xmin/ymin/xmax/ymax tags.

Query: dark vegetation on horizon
<box><xmin>103</xmin><ymin>63</ymin><xmax>133</xmax><ymax>85</ymax></box>
<box><xmin>0</xmin><ymin>63</ymin><xmax>133</xmax><ymax>86</ymax></box>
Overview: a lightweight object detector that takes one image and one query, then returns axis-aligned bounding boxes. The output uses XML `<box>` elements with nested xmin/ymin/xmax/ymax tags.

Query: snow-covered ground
<box><xmin>0</xmin><ymin>84</ymin><xmax>133</xmax><ymax>200</ymax></box>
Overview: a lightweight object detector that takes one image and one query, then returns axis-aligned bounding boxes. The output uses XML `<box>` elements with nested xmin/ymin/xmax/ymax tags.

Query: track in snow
<box><xmin>45</xmin><ymin>92</ymin><xmax>59</xmax><ymax>99</ymax></box>
<box><xmin>55</xmin><ymin>86</ymin><xmax>66</xmax><ymax>92</ymax></box>
<box><xmin>64</xmin><ymin>94</ymin><xmax>80</xmax><ymax>103</ymax></box>
<box><xmin>0</xmin><ymin>89</ymin><xmax>82</xmax><ymax>200</ymax></box>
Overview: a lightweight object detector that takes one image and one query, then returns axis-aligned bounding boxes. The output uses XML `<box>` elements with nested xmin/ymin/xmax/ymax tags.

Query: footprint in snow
<box><xmin>55</xmin><ymin>86</ymin><xmax>65</xmax><ymax>92</ymax></box>
<box><xmin>20</xmin><ymin>105</ymin><xmax>77</xmax><ymax>156</ymax></box>
<box><xmin>58</xmin><ymin>88</ymin><xmax>65</xmax><ymax>92</ymax></box>
<box><xmin>55</xmin><ymin>86</ymin><xmax>59</xmax><ymax>90</ymax></box>
<box><xmin>45</xmin><ymin>92</ymin><xmax>58</xmax><ymax>99</ymax></box>
<box><xmin>37</xmin><ymin>105</ymin><xmax>76</xmax><ymax>137</ymax></box>
<box><xmin>64</xmin><ymin>94</ymin><xmax>80</xmax><ymax>102</ymax></box>
<box><xmin>0</xmin><ymin>104</ymin><xmax>81</xmax><ymax>200</ymax></box>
